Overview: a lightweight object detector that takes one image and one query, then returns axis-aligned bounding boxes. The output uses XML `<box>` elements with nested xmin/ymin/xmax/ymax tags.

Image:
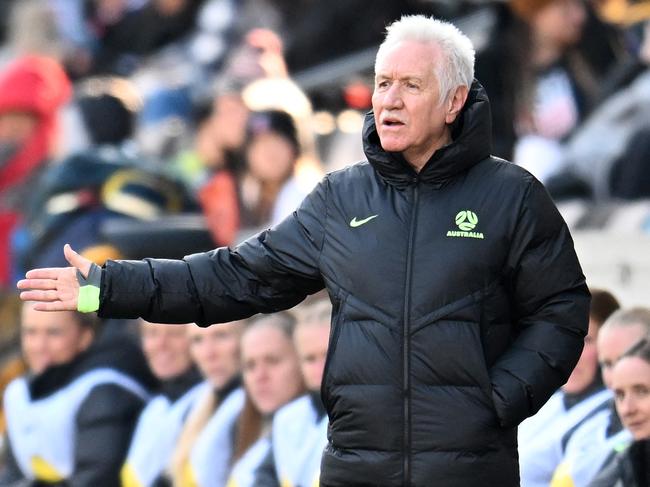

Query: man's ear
<box><xmin>445</xmin><ymin>85</ymin><xmax>469</xmax><ymax>125</ymax></box>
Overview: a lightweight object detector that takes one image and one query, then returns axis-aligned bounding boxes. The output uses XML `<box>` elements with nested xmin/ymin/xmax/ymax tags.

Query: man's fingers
<box><xmin>24</xmin><ymin>268</ymin><xmax>68</xmax><ymax>280</ymax></box>
<box><xmin>19</xmin><ymin>290</ymin><xmax>63</xmax><ymax>302</ymax></box>
<box><xmin>64</xmin><ymin>244</ymin><xmax>92</xmax><ymax>278</ymax></box>
<box><xmin>16</xmin><ymin>279</ymin><xmax>58</xmax><ymax>291</ymax></box>
<box><xmin>31</xmin><ymin>301</ymin><xmax>75</xmax><ymax>312</ymax></box>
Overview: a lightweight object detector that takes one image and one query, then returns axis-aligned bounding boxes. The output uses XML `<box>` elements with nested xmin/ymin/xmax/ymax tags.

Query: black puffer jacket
<box><xmin>99</xmin><ymin>82</ymin><xmax>590</xmax><ymax>487</ymax></box>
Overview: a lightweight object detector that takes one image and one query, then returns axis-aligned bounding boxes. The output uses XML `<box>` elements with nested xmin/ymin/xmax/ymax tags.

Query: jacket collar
<box><xmin>363</xmin><ymin>80</ymin><xmax>493</xmax><ymax>188</ymax></box>
<box><xmin>159</xmin><ymin>365</ymin><xmax>202</xmax><ymax>402</ymax></box>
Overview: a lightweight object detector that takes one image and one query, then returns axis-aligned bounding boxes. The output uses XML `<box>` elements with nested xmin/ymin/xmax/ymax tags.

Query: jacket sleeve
<box><xmin>71</xmin><ymin>384</ymin><xmax>144</xmax><ymax>487</ymax></box>
<box><xmin>490</xmin><ymin>177</ymin><xmax>590</xmax><ymax>428</ymax></box>
<box><xmin>98</xmin><ymin>178</ymin><xmax>328</xmax><ymax>325</ymax></box>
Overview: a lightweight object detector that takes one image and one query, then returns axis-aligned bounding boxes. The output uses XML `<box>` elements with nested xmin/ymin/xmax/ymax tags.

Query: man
<box><xmin>18</xmin><ymin>15</ymin><xmax>589</xmax><ymax>487</ymax></box>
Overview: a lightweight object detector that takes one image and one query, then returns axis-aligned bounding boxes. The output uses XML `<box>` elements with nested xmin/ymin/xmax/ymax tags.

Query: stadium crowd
<box><xmin>0</xmin><ymin>0</ymin><xmax>649</xmax><ymax>486</ymax></box>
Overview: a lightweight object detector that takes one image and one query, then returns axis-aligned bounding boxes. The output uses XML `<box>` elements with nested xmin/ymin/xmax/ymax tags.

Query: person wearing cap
<box><xmin>18</xmin><ymin>14</ymin><xmax>589</xmax><ymax>487</ymax></box>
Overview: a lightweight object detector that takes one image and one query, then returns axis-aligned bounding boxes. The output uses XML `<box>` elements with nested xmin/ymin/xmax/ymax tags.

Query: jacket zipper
<box><xmin>403</xmin><ymin>179</ymin><xmax>419</xmax><ymax>486</ymax></box>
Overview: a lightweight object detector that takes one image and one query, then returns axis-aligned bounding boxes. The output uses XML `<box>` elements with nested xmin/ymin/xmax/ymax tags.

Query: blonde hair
<box><xmin>169</xmin><ymin>389</ymin><xmax>220</xmax><ymax>486</ymax></box>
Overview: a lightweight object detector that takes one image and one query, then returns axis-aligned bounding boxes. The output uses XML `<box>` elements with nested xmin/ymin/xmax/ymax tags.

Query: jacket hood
<box><xmin>362</xmin><ymin>79</ymin><xmax>493</xmax><ymax>188</ymax></box>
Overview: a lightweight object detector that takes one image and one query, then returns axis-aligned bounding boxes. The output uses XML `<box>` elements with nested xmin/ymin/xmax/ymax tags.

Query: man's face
<box><xmin>140</xmin><ymin>320</ymin><xmax>193</xmax><ymax>380</ymax></box>
<box><xmin>21</xmin><ymin>304</ymin><xmax>92</xmax><ymax>374</ymax></box>
<box><xmin>598</xmin><ymin>323</ymin><xmax>647</xmax><ymax>389</ymax></box>
<box><xmin>372</xmin><ymin>40</ymin><xmax>455</xmax><ymax>169</ymax></box>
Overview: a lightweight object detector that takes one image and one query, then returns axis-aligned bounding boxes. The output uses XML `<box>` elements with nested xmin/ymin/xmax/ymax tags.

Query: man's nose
<box><xmin>382</xmin><ymin>83</ymin><xmax>403</xmax><ymax>109</ymax></box>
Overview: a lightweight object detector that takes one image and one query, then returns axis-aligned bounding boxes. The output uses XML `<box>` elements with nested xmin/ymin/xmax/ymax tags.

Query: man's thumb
<box><xmin>64</xmin><ymin>244</ymin><xmax>92</xmax><ymax>278</ymax></box>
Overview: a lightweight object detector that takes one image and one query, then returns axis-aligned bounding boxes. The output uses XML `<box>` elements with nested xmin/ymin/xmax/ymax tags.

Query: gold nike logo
<box><xmin>349</xmin><ymin>215</ymin><xmax>378</xmax><ymax>227</ymax></box>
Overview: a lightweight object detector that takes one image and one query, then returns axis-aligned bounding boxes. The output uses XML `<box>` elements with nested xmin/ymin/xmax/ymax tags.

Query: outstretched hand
<box><xmin>17</xmin><ymin>244</ymin><xmax>92</xmax><ymax>311</ymax></box>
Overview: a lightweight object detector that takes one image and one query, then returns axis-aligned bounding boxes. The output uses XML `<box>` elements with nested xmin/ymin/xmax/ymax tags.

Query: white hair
<box><xmin>375</xmin><ymin>15</ymin><xmax>475</xmax><ymax>103</ymax></box>
<box><xmin>602</xmin><ymin>307</ymin><xmax>650</xmax><ymax>334</ymax></box>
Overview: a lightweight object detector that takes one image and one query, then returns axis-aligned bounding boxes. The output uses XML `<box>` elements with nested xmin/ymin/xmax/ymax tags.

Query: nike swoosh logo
<box><xmin>349</xmin><ymin>215</ymin><xmax>378</xmax><ymax>227</ymax></box>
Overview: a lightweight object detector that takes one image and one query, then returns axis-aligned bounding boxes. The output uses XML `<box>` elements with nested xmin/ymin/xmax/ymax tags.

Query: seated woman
<box><xmin>226</xmin><ymin>312</ymin><xmax>305</xmax><ymax>487</ymax></box>
<box><xmin>256</xmin><ymin>296</ymin><xmax>332</xmax><ymax>487</ymax></box>
<box><xmin>171</xmin><ymin>320</ymin><xmax>245</xmax><ymax>487</ymax></box>
<box><xmin>1</xmin><ymin>302</ymin><xmax>155</xmax><ymax>486</ymax></box>
<box><xmin>589</xmin><ymin>337</ymin><xmax>650</xmax><ymax>487</ymax></box>
<box><xmin>121</xmin><ymin>320</ymin><xmax>203</xmax><ymax>487</ymax></box>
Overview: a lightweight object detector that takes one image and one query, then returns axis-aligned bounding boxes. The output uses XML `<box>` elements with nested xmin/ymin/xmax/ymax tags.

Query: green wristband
<box><xmin>76</xmin><ymin>264</ymin><xmax>102</xmax><ymax>313</ymax></box>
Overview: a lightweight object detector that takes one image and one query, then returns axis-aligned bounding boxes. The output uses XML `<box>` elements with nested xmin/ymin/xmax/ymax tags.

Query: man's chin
<box><xmin>379</xmin><ymin>139</ymin><xmax>407</xmax><ymax>153</ymax></box>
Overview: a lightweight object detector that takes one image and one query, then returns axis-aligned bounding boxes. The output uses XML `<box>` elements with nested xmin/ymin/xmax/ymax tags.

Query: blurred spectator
<box><xmin>550</xmin><ymin>307</ymin><xmax>650</xmax><ymax>487</ymax></box>
<box><xmin>0</xmin><ymin>55</ymin><xmax>71</xmax><ymax>289</ymax></box>
<box><xmin>91</xmin><ymin>0</ymin><xmax>202</xmax><ymax>76</ymax></box>
<box><xmin>188</xmin><ymin>1</ymin><xmax>280</xmax><ymax>76</ymax></box>
<box><xmin>135</xmin><ymin>86</ymin><xmax>194</xmax><ymax>163</ymax></box>
<box><xmin>171</xmin><ymin>321</ymin><xmax>244</xmax><ymax>487</ymax></box>
<box><xmin>226</xmin><ymin>313</ymin><xmax>304</xmax><ymax>487</ymax></box>
<box><xmin>589</xmin><ymin>336</ymin><xmax>650</xmax><ymax>487</ymax></box>
<box><xmin>0</xmin><ymin>302</ymin><xmax>155</xmax><ymax>486</ymax></box>
<box><xmin>551</xmin><ymin>18</ymin><xmax>650</xmax><ymax>200</ymax></box>
<box><xmin>0</xmin><ymin>1</ymin><xmax>65</xmax><ymax>66</ymax></box>
<box><xmin>171</xmin><ymin>85</ymin><xmax>249</xmax><ymax>193</ymax></box>
<box><xmin>475</xmin><ymin>0</ymin><xmax>624</xmax><ymax>172</ymax></box>
<box><xmin>519</xmin><ymin>288</ymin><xmax>620</xmax><ymax>487</ymax></box>
<box><xmin>12</xmin><ymin>74</ymin><xmax>194</xmax><ymax>274</ymax></box>
<box><xmin>266</xmin><ymin>0</ymin><xmax>423</xmax><ymax>73</ymax></box>
<box><xmin>76</xmin><ymin>76</ymin><xmax>142</xmax><ymax>146</ymax></box>
<box><xmin>121</xmin><ymin>320</ymin><xmax>203</xmax><ymax>487</ymax></box>
<box><xmin>255</xmin><ymin>298</ymin><xmax>331</xmax><ymax>487</ymax></box>
<box><xmin>0</xmin><ymin>1</ymin><xmax>19</xmax><ymax>46</ymax></box>
<box><xmin>199</xmin><ymin>109</ymin><xmax>310</xmax><ymax>245</ymax></box>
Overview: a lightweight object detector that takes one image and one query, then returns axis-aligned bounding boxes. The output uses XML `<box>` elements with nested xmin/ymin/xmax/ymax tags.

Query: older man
<box><xmin>18</xmin><ymin>15</ymin><xmax>589</xmax><ymax>487</ymax></box>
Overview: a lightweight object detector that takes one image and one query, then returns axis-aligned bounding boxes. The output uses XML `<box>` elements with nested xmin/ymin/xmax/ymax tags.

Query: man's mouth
<box><xmin>382</xmin><ymin>119</ymin><xmax>404</xmax><ymax>127</ymax></box>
